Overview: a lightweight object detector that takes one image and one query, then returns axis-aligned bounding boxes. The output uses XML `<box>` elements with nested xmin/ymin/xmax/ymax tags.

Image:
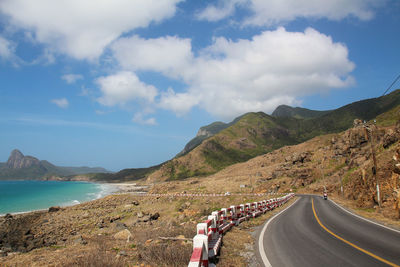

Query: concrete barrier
<box><xmin>187</xmin><ymin>193</ymin><xmax>294</xmax><ymax>267</ymax></box>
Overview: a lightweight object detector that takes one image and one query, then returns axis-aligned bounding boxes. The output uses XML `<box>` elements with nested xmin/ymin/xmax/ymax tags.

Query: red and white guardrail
<box><xmin>188</xmin><ymin>193</ymin><xmax>295</xmax><ymax>267</ymax></box>
<box><xmin>132</xmin><ymin>192</ymin><xmax>283</xmax><ymax>197</ymax></box>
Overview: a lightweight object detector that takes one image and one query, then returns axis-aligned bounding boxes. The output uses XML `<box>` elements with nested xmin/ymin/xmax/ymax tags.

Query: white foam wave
<box><xmin>61</xmin><ymin>199</ymin><xmax>81</xmax><ymax>207</ymax></box>
<box><xmin>88</xmin><ymin>183</ymin><xmax>119</xmax><ymax>200</ymax></box>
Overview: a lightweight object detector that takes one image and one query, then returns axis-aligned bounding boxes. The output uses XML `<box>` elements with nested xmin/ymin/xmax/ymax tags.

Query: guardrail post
<box><xmin>229</xmin><ymin>205</ymin><xmax>236</xmax><ymax>225</ymax></box>
<box><xmin>221</xmin><ymin>208</ymin><xmax>227</xmax><ymax>225</ymax></box>
<box><xmin>188</xmin><ymin>234</ymin><xmax>209</xmax><ymax>267</ymax></box>
<box><xmin>240</xmin><ymin>204</ymin><xmax>245</xmax><ymax>218</ymax></box>
<box><xmin>197</xmin><ymin>223</ymin><xmax>208</xmax><ymax>235</ymax></box>
<box><xmin>207</xmin><ymin>215</ymin><xmax>217</xmax><ymax>239</ymax></box>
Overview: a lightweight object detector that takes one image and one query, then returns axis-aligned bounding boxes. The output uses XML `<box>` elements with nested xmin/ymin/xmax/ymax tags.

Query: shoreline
<box><xmin>0</xmin><ymin>181</ymin><xmax>147</xmax><ymax>217</ymax></box>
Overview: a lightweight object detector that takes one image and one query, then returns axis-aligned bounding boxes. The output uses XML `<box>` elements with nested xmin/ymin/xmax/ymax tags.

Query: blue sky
<box><xmin>0</xmin><ymin>0</ymin><xmax>399</xmax><ymax>171</ymax></box>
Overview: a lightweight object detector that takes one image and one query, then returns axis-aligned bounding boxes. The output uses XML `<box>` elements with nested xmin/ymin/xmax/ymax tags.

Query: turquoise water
<box><xmin>0</xmin><ymin>180</ymin><xmax>116</xmax><ymax>215</ymax></box>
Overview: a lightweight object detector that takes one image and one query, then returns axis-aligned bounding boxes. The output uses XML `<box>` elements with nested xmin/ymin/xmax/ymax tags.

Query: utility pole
<box><xmin>340</xmin><ymin>171</ymin><xmax>344</xmax><ymax>197</ymax></box>
<box><xmin>364</xmin><ymin>123</ymin><xmax>381</xmax><ymax>208</ymax></box>
<box><xmin>336</xmin><ymin>156</ymin><xmax>344</xmax><ymax>197</ymax></box>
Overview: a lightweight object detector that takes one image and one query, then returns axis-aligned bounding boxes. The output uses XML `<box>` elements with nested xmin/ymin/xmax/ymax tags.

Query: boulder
<box><xmin>110</xmin><ymin>216</ymin><xmax>121</xmax><ymax>223</ymax></box>
<box><xmin>113</xmin><ymin>222</ymin><xmax>127</xmax><ymax>231</ymax></box>
<box><xmin>48</xmin><ymin>206</ymin><xmax>61</xmax><ymax>212</ymax></box>
<box><xmin>150</xmin><ymin>212</ymin><xmax>160</xmax><ymax>221</ymax></box>
<box><xmin>383</xmin><ymin>130</ymin><xmax>399</xmax><ymax>148</ymax></box>
<box><xmin>141</xmin><ymin>215</ymin><xmax>151</xmax><ymax>222</ymax></box>
<box><xmin>113</xmin><ymin>229</ymin><xmax>132</xmax><ymax>242</ymax></box>
<box><xmin>73</xmin><ymin>235</ymin><xmax>87</xmax><ymax>245</ymax></box>
<box><xmin>118</xmin><ymin>250</ymin><xmax>127</xmax><ymax>256</ymax></box>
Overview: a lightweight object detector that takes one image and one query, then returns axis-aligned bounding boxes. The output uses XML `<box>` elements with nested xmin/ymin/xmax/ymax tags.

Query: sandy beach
<box><xmin>107</xmin><ymin>183</ymin><xmax>150</xmax><ymax>194</ymax></box>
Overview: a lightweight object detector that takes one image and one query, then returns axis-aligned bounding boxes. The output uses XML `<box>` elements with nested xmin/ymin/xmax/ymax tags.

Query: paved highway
<box><xmin>257</xmin><ymin>195</ymin><xmax>400</xmax><ymax>267</ymax></box>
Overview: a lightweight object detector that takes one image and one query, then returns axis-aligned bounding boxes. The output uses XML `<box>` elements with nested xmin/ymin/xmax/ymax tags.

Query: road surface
<box><xmin>257</xmin><ymin>195</ymin><xmax>400</xmax><ymax>267</ymax></box>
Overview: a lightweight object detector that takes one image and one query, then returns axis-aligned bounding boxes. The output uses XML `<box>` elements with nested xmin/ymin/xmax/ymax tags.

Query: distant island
<box><xmin>0</xmin><ymin>149</ymin><xmax>110</xmax><ymax>180</ymax></box>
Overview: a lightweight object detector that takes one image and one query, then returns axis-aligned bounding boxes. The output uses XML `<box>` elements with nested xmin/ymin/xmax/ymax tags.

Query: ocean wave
<box><xmin>89</xmin><ymin>183</ymin><xmax>119</xmax><ymax>200</ymax></box>
<box><xmin>61</xmin><ymin>199</ymin><xmax>81</xmax><ymax>207</ymax></box>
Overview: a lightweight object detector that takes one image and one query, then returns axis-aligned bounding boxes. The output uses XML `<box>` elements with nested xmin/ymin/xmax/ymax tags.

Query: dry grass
<box><xmin>137</xmin><ymin>242</ymin><xmax>192</xmax><ymax>267</ymax></box>
<box><xmin>63</xmin><ymin>236</ymin><xmax>127</xmax><ymax>267</ymax></box>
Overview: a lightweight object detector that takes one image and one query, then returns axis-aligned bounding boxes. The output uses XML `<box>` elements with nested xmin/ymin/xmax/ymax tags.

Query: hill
<box><xmin>176</xmin><ymin>121</ymin><xmax>229</xmax><ymax>157</ymax></box>
<box><xmin>146</xmin><ymin>89</ymin><xmax>400</xmax><ymax>182</ymax></box>
<box><xmin>0</xmin><ymin>149</ymin><xmax>110</xmax><ymax>180</ymax></box>
<box><xmin>90</xmin><ymin>164</ymin><xmax>162</xmax><ymax>182</ymax></box>
<box><xmin>149</xmin><ymin>102</ymin><xmax>400</xmax><ymax>221</ymax></box>
<box><xmin>272</xmin><ymin>105</ymin><xmax>331</xmax><ymax>119</ymax></box>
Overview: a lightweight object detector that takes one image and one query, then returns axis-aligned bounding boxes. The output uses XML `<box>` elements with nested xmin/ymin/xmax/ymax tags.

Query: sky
<box><xmin>0</xmin><ymin>0</ymin><xmax>399</xmax><ymax>171</ymax></box>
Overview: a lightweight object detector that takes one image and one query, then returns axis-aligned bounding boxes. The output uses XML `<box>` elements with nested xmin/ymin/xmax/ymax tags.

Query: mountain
<box><xmin>146</xmin><ymin>89</ymin><xmax>400</xmax><ymax>182</ymax></box>
<box><xmin>90</xmin><ymin>164</ymin><xmax>163</xmax><ymax>182</ymax></box>
<box><xmin>0</xmin><ymin>150</ymin><xmax>110</xmax><ymax>180</ymax></box>
<box><xmin>272</xmin><ymin>105</ymin><xmax>331</xmax><ymax>119</ymax></box>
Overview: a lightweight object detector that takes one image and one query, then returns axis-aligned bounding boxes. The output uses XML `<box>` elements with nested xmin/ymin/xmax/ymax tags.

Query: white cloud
<box><xmin>79</xmin><ymin>86</ymin><xmax>91</xmax><ymax>97</ymax></box>
<box><xmin>0</xmin><ymin>35</ymin><xmax>15</xmax><ymax>60</ymax></box>
<box><xmin>158</xmin><ymin>88</ymin><xmax>200</xmax><ymax>115</ymax></box>
<box><xmin>61</xmin><ymin>74</ymin><xmax>83</xmax><ymax>84</ymax></box>
<box><xmin>96</xmin><ymin>71</ymin><xmax>158</xmax><ymax>107</ymax></box>
<box><xmin>111</xmin><ymin>35</ymin><xmax>193</xmax><ymax>79</ymax></box>
<box><xmin>110</xmin><ymin>28</ymin><xmax>355</xmax><ymax>120</ymax></box>
<box><xmin>196</xmin><ymin>0</ymin><xmax>245</xmax><ymax>22</ymax></box>
<box><xmin>0</xmin><ymin>0</ymin><xmax>182</xmax><ymax>60</ymax></box>
<box><xmin>132</xmin><ymin>112</ymin><xmax>157</xmax><ymax>125</ymax></box>
<box><xmin>51</xmin><ymin>98</ymin><xmax>69</xmax><ymax>108</ymax></box>
<box><xmin>197</xmin><ymin>0</ymin><xmax>383</xmax><ymax>25</ymax></box>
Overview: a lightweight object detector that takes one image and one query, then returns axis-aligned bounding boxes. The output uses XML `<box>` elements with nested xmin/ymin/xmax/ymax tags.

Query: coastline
<box><xmin>0</xmin><ymin>181</ymin><xmax>146</xmax><ymax>217</ymax></box>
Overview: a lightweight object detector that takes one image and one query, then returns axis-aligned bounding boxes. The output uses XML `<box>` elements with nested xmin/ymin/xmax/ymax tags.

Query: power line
<box><xmin>382</xmin><ymin>72</ymin><xmax>400</xmax><ymax>96</ymax></box>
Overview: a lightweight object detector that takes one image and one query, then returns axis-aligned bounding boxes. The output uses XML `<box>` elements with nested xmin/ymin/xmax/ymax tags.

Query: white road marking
<box><xmin>329</xmin><ymin>198</ymin><xmax>400</xmax><ymax>234</ymax></box>
<box><xmin>258</xmin><ymin>198</ymin><xmax>300</xmax><ymax>267</ymax></box>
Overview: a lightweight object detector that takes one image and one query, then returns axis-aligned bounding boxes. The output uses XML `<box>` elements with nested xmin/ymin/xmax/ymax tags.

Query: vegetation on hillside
<box><xmin>272</xmin><ymin>104</ymin><xmax>332</xmax><ymax>119</ymax></box>
<box><xmin>91</xmin><ymin>164</ymin><xmax>162</xmax><ymax>182</ymax></box>
<box><xmin>147</xmin><ymin>89</ymin><xmax>400</xmax><ymax>181</ymax></box>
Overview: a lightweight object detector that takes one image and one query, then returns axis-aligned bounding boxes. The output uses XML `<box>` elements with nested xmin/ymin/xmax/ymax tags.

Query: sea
<box><xmin>0</xmin><ymin>180</ymin><xmax>117</xmax><ymax>215</ymax></box>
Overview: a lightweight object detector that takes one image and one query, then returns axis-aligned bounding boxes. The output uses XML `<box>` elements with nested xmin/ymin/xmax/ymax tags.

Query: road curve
<box><xmin>257</xmin><ymin>195</ymin><xmax>400</xmax><ymax>267</ymax></box>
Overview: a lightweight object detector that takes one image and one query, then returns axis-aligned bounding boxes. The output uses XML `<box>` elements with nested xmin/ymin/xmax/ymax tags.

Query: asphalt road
<box><xmin>257</xmin><ymin>195</ymin><xmax>400</xmax><ymax>267</ymax></box>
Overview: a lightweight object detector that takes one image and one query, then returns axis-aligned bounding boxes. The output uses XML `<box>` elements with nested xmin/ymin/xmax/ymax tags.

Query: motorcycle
<box><xmin>323</xmin><ymin>192</ymin><xmax>328</xmax><ymax>200</ymax></box>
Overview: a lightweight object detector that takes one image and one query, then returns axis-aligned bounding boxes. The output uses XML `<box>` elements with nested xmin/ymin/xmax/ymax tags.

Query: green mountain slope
<box><xmin>91</xmin><ymin>164</ymin><xmax>162</xmax><ymax>182</ymax></box>
<box><xmin>272</xmin><ymin>105</ymin><xmax>332</xmax><ymax>119</ymax></box>
<box><xmin>147</xmin><ymin>89</ymin><xmax>400</xmax><ymax>182</ymax></box>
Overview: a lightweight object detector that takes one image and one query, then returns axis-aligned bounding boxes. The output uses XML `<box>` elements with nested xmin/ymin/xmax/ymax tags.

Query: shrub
<box><xmin>138</xmin><ymin>243</ymin><xmax>192</xmax><ymax>267</ymax></box>
<box><xmin>63</xmin><ymin>236</ymin><xmax>126</xmax><ymax>267</ymax></box>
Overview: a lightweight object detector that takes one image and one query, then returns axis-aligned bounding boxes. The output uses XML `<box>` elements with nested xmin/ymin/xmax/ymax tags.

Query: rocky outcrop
<box><xmin>6</xmin><ymin>149</ymin><xmax>40</xmax><ymax>169</ymax></box>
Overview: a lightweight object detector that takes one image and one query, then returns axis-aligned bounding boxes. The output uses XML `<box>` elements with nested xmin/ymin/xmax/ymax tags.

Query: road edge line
<box><xmin>313</xmin><ymin>199</ymin><xmax>400</xmax><ymax>267</ymax></box>
<box><xmin>258</xmin><ymin>198</ymin><xmax>300</xmax><ymax>267</ymax></box>
<box><xmin>329</xmin><ymin>198</ymin><xmax>400</xmax><ymax>234</ymax></box>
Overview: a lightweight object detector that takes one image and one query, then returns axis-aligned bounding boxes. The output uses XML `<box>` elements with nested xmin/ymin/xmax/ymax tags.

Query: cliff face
<box><xmin>6</xmin><ymin>150</ymin><xmax>40</xmax><ymax>169</ymax></box>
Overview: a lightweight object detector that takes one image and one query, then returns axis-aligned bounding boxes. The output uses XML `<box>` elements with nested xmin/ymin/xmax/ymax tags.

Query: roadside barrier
<box><xmin>131</xmin><ymin>192</ymin><xmax>283</xmax><ymax>197</ymax></box>
<box><xmin>187</xmin><ymin>193</ymin><xmax>295</xmax><ymax>267</ymax></box>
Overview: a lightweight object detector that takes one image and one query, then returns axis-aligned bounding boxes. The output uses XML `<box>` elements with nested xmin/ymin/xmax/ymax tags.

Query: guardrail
<box><xmin>187</xmin><ymin>193</ymin><xmax>295</xmax><ymax>267</ymax></box>
<box><xmin>131</xmin><ymin>192</ymin><xmax>283</xmax><ymax>197</ymax></box>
